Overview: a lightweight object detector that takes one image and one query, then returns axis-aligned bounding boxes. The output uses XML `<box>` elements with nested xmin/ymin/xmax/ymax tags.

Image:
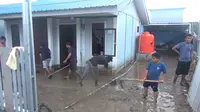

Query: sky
<box><xmin>0</xmin><ymin>0</ymin><xmax>36</xmax><ymax>5</ymax></box>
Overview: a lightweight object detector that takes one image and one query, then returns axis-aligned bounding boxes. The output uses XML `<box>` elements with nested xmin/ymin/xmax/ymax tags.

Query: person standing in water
<box><xmin>172</xmin><ymin>34</ymin><xmax>194</xmax><ymax>86</ymax></box>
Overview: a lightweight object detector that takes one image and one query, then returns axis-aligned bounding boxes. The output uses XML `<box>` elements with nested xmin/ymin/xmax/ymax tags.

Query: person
<box><xmin>39</xmin><ymin>43</ymin><xmax>52</xmax><ymax>78</ymax></box>
<box><xmin>0</xmin><ymin>36</ymin><xmax>6</xmax><ymax>47</ymax></box>
<box><xmin>172</xmin><ymin>34</ymin><xmax>194</xmax><ymax>86</ymax></box>
<box><xmin>63</xmin><ymin>42</ymin><xmax>82</xmax><ymax>83</ymax></box>
<box><xmin>79</xmin><ymin>55</ymin><xmax>113</xmax><ymax>86</ymax></box>
<box><xmin>143</xmin><ymin>53</ymin><xmax>167</xmax><ymax>102</ymax></box>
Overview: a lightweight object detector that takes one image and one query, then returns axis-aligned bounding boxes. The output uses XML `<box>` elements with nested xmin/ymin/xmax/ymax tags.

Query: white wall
<box><xmin>81</xmin><ymin>17</ymin><xmax>116</xmax><ymax>67</ymax></box>
<box><xmin>115</xmin><ymin>0</ymin><xmax>141</xmax><ymax>69</ymax></box>
<box><xmin>149</xmin><ymin>8</ymin><xmax>184</xmax><ymax>24</ymax></box>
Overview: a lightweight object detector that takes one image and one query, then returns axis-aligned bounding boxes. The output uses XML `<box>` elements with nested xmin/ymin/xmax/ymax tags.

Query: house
<box><xmin>0</xmin><ymin>0</ymin><xmax>148</xmax><ymax>70</ymax></box>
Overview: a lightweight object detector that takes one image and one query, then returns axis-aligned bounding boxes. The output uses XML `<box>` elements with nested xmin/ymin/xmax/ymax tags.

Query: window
<box><xmin>137</xmin><ymin>26</ymin><xmax>140</xmax><ymax>32</ymax></box>
<box><xmin>92</xmin><ymin>23</ymin><xmax>116</xmax><ymax>56</ymax></box>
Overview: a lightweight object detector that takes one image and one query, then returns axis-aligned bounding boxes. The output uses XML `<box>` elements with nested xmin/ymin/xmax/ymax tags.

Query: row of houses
<box><xmin>0</xmin><ymin>0</ymin><xmax>148</xmax><ymax>70</ymax></box>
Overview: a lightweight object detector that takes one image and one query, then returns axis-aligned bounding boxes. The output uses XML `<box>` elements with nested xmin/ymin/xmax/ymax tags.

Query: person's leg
<box><xmin>43</xmin><ymin>60</ymin><xmax>50</xmax><ymax>76</ymax></box>
<box><xmin>64</xmin><ymin>63</ymin><xmax>71</xmax><ymax>79</ymax></box>
<box><xmin>151</xmin><ymin>83</ymin><xmax>159</xmax><ymax>102</ymax></box>
<box><xmin>181</xmin><ymin>61</ymin><xmax>191</xmax><ymax>86</ymax></box>
<box><xmin>92</xmin><ymin>66</ymin><xmax>99</xmax><ymax>86</ymax></box>
<box><xmin>143</xmin><ymin>82</ymin><xmax>149</xmax><ymax>99</ymax></box>
<box><xmin>174</xmin><ymin>61</ymin><xmax>182</xmax><ymax>84</ymax></box>
<box><xmin>80</xmin><ymin>62</ymin><xmax>90</xmax><ymax>81</ymax></box>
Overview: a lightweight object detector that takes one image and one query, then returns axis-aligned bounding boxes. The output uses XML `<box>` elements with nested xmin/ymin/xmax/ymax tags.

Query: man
<box><xmin>80</xmin><ymin>55</ymin><xmax>113</xmax><ymax>86</ymax></box>
<box><xmin>172</xmin><ymin>34</ymin><xmax>194</xmax><ymax>86</ymax></box>
<box><xmin>63</xmin><ymin>42</ymin><xmax>82</xmax><ymax>83</ymax></box>
<box><xmin>39</xmin><ymin>44</ymin><xmax>52</xmax><ymax>78</ymax></box>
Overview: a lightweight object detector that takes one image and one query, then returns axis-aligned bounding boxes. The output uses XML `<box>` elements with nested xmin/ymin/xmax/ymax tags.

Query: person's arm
<box><xmin>161</xmin><ymin>63</ymin><xmax>167</xmax><ymax>82</ymax></box>
<box><xmin>64</xmin><ymin>48</ymin><xmax>72</xmax><ymax>63</ymax></box>
<box><xmin>172</xmin><ymin>43</ymin><xmax>181</xmax><ymax>54</ymax></box>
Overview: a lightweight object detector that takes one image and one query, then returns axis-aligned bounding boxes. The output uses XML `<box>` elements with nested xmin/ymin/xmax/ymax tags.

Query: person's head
<box><xmin>152</xmin><ymin>52</ymin><xmax>161</xmax><ymax>63</ymax></box>
<box><xmin>65</xmin><ymin>42</ymin><xmax>71</xmax><ymax>48</ymax></box>
<box><xmin>106</xmin><ymin>56</ymin><xmax>113</xmax><ymax>62</ymax></box>
<box><xmin>185</xmin><ymin>34</ymin><xmax>193</xmax><ymax>44</ymax></box>
<box><xmin>0</xmin><ymin>36</ymin><xmax>6</xmax><ymax>46</ymax></box>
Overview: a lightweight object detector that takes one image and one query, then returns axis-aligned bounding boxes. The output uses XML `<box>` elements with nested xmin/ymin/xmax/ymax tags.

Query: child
<box><xmin>39</xmin><ymin>43</ymin><xmax>52</xmax><ymax>78</ymax></box>
<box><xmin>143</xmin><ymin>53</ymin><xmax>167</xmax><ymax>102</ymax></box>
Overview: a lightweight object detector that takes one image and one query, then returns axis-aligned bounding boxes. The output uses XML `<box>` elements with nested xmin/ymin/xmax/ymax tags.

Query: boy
<box><xmin>143</xmin><ymin>53</ymin><xmax>167</xmax><ymax>102</ymax></box>
<box><xmin>172</xmin><ymin>34</ymin><xmax>194</xmax><ymax>86</ymax></box>
<box><xmin>80</xmin><ymin>55</ymin><xmax>113</xmax><ymax>86</ymax></box>
<box><xmin>39</xmin><ymin>44</ymin><xmax>52</xmax><ymax>77</ymax></box>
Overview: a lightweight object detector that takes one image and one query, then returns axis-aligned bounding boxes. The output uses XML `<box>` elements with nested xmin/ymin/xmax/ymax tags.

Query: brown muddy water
<box><xmin>37</xmin><ymin>56</ymin><xmax>193</xmax><ymax>112</ymax></box>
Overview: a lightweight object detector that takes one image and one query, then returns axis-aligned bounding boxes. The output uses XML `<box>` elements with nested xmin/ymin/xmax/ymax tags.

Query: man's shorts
<box><xmin>42</xmin><ymin>58</ymin><xmax>51</xmax><ymax>69</ymax></box>
<box><xmin>175</xmin><ymin>61</ymin><xmax>191</xmax><ymax>75</ymax></box>
<box><xmin>143</xmin><ymin>82</ymin><xmax>158</xmax><ymax>92</ymax></box>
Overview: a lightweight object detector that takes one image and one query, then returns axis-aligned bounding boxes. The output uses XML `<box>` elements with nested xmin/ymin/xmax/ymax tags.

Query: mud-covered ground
<box><xmin>37</xmin><ymin>55</ymin><xmax>193</xmax><ymax>112</ymax></box>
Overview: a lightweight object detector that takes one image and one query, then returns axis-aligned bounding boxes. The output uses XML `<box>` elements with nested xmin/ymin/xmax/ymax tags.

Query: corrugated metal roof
<box><xmin>0</xmin><ymin>0</ymin><xmax>121</xmax><ymax>15</ymax></box>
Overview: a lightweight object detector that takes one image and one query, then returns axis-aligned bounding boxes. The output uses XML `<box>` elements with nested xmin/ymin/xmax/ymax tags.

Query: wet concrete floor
<box><xmin>37</xmin><ymin>56</ymin><xmax>193</xmax><ymax>112</ymax></box>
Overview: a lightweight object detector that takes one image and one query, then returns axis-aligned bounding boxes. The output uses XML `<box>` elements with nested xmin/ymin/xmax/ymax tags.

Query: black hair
<box><xmin>152</xmin><ymin>52</ymin><xmax>161</xmax><ymax>59</ymax></box>
<box><xmin>106</xmin><ymin>56</ymin><xmax>113</xmax><ymax>62</ymax></box>
<box><xmin>185</xmin><ymin>33</ymin><xmax>193</xmax><ymax>38</ymax></box>
<box><xmin>66</xmin><ymin>42</ymin><xmax>71</xmax><ymax>46</ymax></box>
<box><xmin>0</xmin><ymin>36</ymin><xmax>6</xmax><ymax>41</ymax></box>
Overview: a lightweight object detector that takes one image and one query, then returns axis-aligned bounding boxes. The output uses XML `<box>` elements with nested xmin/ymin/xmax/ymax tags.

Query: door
<box><xmin>59</xmin><ymin>24</ymin><xmax>76</xmax><ymax>66</ymax></box>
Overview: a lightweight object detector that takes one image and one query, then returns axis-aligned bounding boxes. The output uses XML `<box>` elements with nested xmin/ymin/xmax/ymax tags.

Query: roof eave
<box><xmin>134</xmin><ymin>0</ymin><xmax>149</xmax><ymax>25</ymax></box>
<box><xmin>0</xmin><ymin>6</ymin><xmax>117</xmax><ymax>19</ymax></box>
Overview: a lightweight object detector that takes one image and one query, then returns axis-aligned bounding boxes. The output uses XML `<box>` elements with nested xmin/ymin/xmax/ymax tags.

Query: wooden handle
<box><xmin>120</xmin><ymin>78</ymin><xmax>163</xmax><ymax>83</ymax></box>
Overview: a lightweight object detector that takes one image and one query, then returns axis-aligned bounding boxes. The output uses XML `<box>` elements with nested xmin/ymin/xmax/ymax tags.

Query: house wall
<box><xmin>82</xmin><ymin>17</ymin><xmax>116</xmax><ymax>67</ymax></box>
<box><xmin>47</xmin><ymin>17</ymin><xmax>116</xmax><ymax>68</ymax></box>
<box><xmin>4</xmin><ymin>18</ymin><xmax>48</xmax><ymax>66</ymax></box>
<box><xmin>115</xmin><ymin>0</ymin><xmax>140</xmax><ymax>69</ymax></box>
<box><xmin>0</xmin><ymin>20</ymin><xmax>5</xmax><ymax>36</ymax></box>
<box><xmin>149</xmin><ymin>8</ymin><xmax>184</xmax><ymax>24</ymax></box>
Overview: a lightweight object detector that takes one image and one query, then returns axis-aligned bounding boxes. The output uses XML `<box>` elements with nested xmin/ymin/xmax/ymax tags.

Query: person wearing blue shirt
<box><xmin>172</xmin><ymin>34</ymin><xmax>194</xmax><ymax>86</ymax></box>
<box><xmin>143</xmin><ymin>53</ymin><xmax>167</xmax><ymax>103</ymax></box>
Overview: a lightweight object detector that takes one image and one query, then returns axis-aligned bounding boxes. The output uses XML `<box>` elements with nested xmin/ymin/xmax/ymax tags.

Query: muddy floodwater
<box><xmin>37</xmin><ymin>55</ymin><xmax>193</xmax><ymax>112</ymax></box>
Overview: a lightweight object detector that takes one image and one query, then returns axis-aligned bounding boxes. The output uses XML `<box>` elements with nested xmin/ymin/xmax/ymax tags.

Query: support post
<box><xmin>22</xmin><ymin>0</ymin><xmax>38</xmax><ymax>111</ymax></box>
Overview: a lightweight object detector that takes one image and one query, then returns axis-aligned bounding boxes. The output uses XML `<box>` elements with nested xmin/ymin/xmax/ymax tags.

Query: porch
<box><xmin>5</xmin><ymin>16</ymin><xmax>118</xmax><ymax>70</ymax></box>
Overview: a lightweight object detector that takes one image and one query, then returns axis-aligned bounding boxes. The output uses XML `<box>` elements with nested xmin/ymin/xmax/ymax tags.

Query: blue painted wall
<box><xmin>116</xmin><ymin>0</ymin><xmax>140</xmax><ymax>68</ymax></box>
<box><xmin>149</xmin><ymin>8</ymin><xmax>184</xmax><ymax>24</ymax></box>
<box><xmin>0</xmin><ymin>20</ymin><xmax>5</xmax><ymax>36</ymax></box>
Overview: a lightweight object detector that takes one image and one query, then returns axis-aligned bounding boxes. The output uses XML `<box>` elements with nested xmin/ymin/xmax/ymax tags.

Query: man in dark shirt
<box><xmin>80</xmin><ymin>55</ymin><xmax>113</xmax><ymax>86</ymax></box>
<box><xmin>39</xmin><ymin>44</ymin><xmax>52</xmax><ymax>77</ymax></box>
<box><xmin>63</xmin><ymin>42</ymin><xmax>81</xmax><ymax>83</ymax></box>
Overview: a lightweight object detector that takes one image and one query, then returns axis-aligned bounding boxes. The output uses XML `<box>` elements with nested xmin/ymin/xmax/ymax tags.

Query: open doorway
<box><xmin>11</xmin><ymin>24</ymin><xmax>20</xmax><ymax>47</ymax></box>
<box><xmin>92</xmin><ymin>23</ymin><xmax>105</xmax><ymax>55</ymax></box>
<box><xmin>59</xmin><ymin>24</ymin><xmax>76</xmax><ymax>66</ymax></box>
